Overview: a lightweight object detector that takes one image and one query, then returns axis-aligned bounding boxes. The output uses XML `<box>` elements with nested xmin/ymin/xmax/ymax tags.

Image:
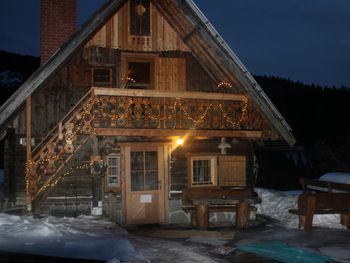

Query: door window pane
<box><xmin>131</xmin><ymin>171</ymin><xmax>145</xmax><ymax>191</ymax></box>
<box><xmin>131</xmin><ymin>151</ymin><xmax>158</xmax><ymax>191</ymax></box>
<box><xmin>145</xmin><ymin>151</ymin><xmax>157</xmax><ymax>170</ymax></box>
<box><xmin>145</xmin><ymin>171</ymin><xmax>158</xmax><ymax>190</ymax></box>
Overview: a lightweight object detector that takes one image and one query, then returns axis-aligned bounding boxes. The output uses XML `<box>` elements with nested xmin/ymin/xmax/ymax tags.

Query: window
<box><xmin>127</xmin><ymin>62</ymin><xmax>151</xmax><ymax>89</ymax></box>
<box><xmin>107</xmin><ymin>154</ymin><xmax>120</xmax><ymax>188</ymax></box>
<box><xmin>130</xmin><ymin>0</ymin><xmax>150</xmax><ymax>36</ymax></box>
<box><xmin>92</xmin><ymin>68</ymin><xmax>112</xmax><ymax>87</ymax></box>
<box><xmin>131</xmin><ymin>151</ymin><xmax>158</xmax><ymax>191</ymax></box>
<box><xmin>190</xmin><ymin>156</ymin><xmax>217</xmax><ymax>186</ymax></box>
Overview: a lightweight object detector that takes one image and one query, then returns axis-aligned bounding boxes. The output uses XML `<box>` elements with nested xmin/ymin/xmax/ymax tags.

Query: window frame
<box><xmin>92</xmin><ymin>67</ymin><xmax>113</xmax><ymax>87</ymax></box>
<box><xmin>121</xmin><ymin>53</ymin><xmax>156</xmax><ymax>89</ymax></box>
<box><xmin>189</xmin><ymin>155</ymin><xmax>217</xmax><ymax>187</ymax></box>
<box><xmin>106</xmin><ymin>154</ymin><xmax>120</xmax><ymax>189</ymax></box>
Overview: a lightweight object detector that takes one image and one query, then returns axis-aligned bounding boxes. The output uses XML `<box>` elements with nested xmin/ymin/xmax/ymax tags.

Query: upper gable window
<box><xmin>92</xmin><ymin>68</ymin><xmax>112</xmax><ymax>87</ymax></box>
<box><xmin>127</xmin><ymin>61</ymin><xmax>151</xmax><ymax>89</ymax></box>
<box><xmin>130</xmin><ymin>0</ymin><xmax>150</xmax><ymax>36</ymax></box>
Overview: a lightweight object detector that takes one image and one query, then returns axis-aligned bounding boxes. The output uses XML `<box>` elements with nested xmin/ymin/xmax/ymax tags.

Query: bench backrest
<box><xmin>182</xmin><ymin>187</ymin><xmax>252</xmax><ymax>205</ymax></box>
<box><xmin>298</xmin><ymin>193</ymin><xmax>350</xmax><ymax>210</ymax></box>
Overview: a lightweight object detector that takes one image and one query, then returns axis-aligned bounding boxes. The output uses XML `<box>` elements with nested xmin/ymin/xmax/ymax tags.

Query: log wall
<box><xmin>170</xmin><ymin>139</ymin><xmax>254</xmax><ymax>197</ymax></box>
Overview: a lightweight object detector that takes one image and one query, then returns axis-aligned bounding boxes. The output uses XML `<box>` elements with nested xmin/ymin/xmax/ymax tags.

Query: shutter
<box><xmin>218</xmin><ymin>156</ymin><xmax>246</xmax><ymax>187</ymax></box>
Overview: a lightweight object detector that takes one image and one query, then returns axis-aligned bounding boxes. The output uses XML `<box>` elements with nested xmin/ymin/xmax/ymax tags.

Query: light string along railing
<box><xmin>95</xmin><ymin>96</ymin><xmax>249</xmax><ymax>128</ymax></box>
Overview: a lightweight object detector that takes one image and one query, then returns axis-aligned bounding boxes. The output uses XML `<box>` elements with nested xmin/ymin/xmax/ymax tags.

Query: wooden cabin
<box><xmin>0</xmin><ymin>0</ymin><xmax>295</xmax><ymax>226</ymax></box>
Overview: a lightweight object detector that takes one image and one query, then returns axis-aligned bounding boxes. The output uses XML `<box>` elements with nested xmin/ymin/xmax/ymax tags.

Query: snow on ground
<box><xmin>0</xmin><ymin>187</ymin><xmax>348</xmax><ymax>262</ymax></box>
<box><xmin>255</xmin><ymin>188</ymin><xmax>346</xmax><ymax>229</ymax></box>
<box><xmin>0</xmin><ymin>213</ymin><xmax>221</xmax><ymax>262</ymax></box>
<box><xmin>0</xmin><ymin>70</ymin><xmax>23</xmax><ymax>87</ymax></box>
<box><xmin>0</xmin><ymin>214</ymin><xmax>142</xmax><ymax>262</ymax></box>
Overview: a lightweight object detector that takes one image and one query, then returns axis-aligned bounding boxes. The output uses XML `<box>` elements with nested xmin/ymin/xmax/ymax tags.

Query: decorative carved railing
<box><xmin>27</xmin><ymin>87</ymin><xmax>277</xmax><ymax>210</ymax></box>
<box><xmin>91</xmin><ymin>88</ymin><xmax>272</xmax><ymax>135</ymax></box>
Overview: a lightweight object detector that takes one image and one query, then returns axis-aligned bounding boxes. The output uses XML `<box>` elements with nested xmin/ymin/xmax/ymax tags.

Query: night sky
<box><xmin>0</xmin><ymin>0</ymin><xmax>350</xmax><ymax>87</ymax></box>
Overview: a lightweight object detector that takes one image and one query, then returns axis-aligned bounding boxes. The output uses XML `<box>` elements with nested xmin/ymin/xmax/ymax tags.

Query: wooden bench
<box><xmin>182</xmin><ymin>188</ymin><xmax>259</xmax><ymax>229</ymax></box>
<box><xmin>289</xmin><ymin>192</ymin><xmax>350</xmax><ymax>230</ymax></box>
<box><xmin>300</xmin><ymin>178</ymin><xmax>350</xmax><ymax>193</ymax></box>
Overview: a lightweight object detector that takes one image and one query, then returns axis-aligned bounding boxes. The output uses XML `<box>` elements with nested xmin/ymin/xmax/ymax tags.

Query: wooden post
<box><xmin>236</xmin><ymin>201</ymin><xmax>249</xmax><ymax>228</ymax></box>
<box><xmin>196</xmin><ymin>204</ymin><xmax>209</xmax><ymax>230</ymax></box>
<box><xmin>304</xmin><ymin>195</ymin><xmax>316</xmax><ymax>231</ymax></box>
<box><xmin>341</xmin><ymin>212</ymin><xmax>350</xmax><ymax>229</ymax></box>
<box><xmin>190</xmin><ymin>211</ymin><xmax>197</xmax><ymax>228</ymax></box>
<box><xmin>25</xmin><ymin>96</ymin><xmax>32</xmax><ymax>211</ymax></box>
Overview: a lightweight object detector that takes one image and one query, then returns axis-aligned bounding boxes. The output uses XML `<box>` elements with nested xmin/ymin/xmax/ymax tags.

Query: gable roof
<box><xmin>0</xmin><ymin>0</ymin><xmax>296</xmax><ymax>145</ymax></box>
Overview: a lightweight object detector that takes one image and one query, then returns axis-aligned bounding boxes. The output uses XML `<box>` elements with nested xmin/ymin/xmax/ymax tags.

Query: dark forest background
<box><xmin>1</xmin><ymin>50</ymin><xmax>349</xmax><ymax>190</ymax></box>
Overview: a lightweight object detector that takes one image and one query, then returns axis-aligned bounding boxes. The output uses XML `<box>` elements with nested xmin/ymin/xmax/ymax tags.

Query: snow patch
<box><xmin>0</xmin><ymin>70</ymin><xmax>23</xmax><ymax>87</ymax></box>
<box><xmin>0</xmin><ymin>214</ymin><xmax>140</xmax><ymax>262</ymax></box>
<box><xmin>319</xmin><ymin>172</ymin><xmax>350</xmax><ymax>185</ymax></box>
<box><xmin>256</xmin><ymin>188</ymin><xmax>346</xmax><ymax>229</ymax></box>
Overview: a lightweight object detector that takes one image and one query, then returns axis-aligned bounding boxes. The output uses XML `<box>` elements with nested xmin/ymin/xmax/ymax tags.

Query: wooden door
<box><xmin>125</xmin><ymin>145</ymin><xmax>165</xmax><ymax>224</ymax></box>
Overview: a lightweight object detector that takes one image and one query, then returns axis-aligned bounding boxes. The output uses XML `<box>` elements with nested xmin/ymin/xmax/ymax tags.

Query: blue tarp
<box><xmin>237</xmin><ymin>241</ymin><xmax>332</xmax><ymax>263</ymax></box>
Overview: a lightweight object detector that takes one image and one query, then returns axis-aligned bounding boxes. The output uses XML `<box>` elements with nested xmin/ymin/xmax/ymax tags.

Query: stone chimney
<box><xmin>40</xmin><ymin>0</ymin><xmax>77</xmax><ymax>64</ymax></box>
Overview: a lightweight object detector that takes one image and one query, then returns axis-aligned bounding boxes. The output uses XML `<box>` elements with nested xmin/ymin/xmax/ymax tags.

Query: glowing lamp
<box><xmin>176</xmin><ymin>138</ymin><xmax>184</xmax><ymax>146</ymax></box>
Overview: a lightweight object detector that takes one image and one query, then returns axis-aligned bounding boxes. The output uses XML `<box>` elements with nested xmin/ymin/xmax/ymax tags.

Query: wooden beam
<box><xmin>25</xmin><ymin>95</ymin><xmax>32</xmax><ymax>210</ymax></box>
<box><xmin>94</xmin><ymin>128</ymin><xmax>262</xmax><ymax>138</ymax></box>
<box><xmin>25</xmin><ymin>96</ymin><xmax>32</xmax><ymax>162</ymax></box>
<box><xmin>93</xmin><ymin>88</ymin><xmax>247</xmax><ymax>101</ymax></box>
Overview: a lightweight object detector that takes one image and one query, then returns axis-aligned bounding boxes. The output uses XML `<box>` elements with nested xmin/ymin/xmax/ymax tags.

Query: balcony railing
<box><xmin>90</xmin><ymin>88</ymin><xmax>267</xmax><ymax>137</ymax></box>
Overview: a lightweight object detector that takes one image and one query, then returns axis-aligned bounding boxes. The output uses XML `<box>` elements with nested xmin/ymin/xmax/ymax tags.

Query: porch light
<box><xmin>218</xmin><ymin>137</ymin><xmax>231</xmax><ymax>155</ymax></box>
<box><xmin>176</xmin><ymin>138</ymin><xmax>184</xmax><ymax>146</ymax></box>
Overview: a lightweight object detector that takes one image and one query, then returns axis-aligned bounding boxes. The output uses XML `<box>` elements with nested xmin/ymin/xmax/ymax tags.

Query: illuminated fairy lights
<box><xmin>217</xmin><ymin>81</ymin><xmax>233</xmax><ymax>89</ymax></box>
<box><xmin>27</xmin><ymin>163</ymin><xmax>92</xmax><ymax>197</ymax></box>
<box><xmin>26</xmin><ymin>91</ymin><xmax>250</xmax><ymax>196</ymax></box>
<box><xmin>94</xmin><ymin>95</ymin><xmax>250</xmax><ymax>128</ymax></box>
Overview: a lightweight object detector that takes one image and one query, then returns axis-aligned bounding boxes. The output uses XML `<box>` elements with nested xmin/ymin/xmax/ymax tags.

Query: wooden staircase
<box><xmin>27</xmin><ymin>90</ymin><xmax>95</xmax><ymax>211</ymax></box>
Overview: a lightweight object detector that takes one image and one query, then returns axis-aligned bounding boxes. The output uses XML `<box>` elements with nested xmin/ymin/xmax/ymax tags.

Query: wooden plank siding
<box><xmin>156</xmin><ymin>57</ymin><xmax>186</xmax><ymax>92</ymax></box>
<box><xmin>86</xmin><ymin>1</ymin><xmax>189</xmax><ymax>52</ymax></box>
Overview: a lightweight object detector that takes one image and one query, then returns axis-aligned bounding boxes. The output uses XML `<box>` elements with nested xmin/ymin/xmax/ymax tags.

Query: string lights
<box><xmin>33</xmin><ymin>163</ymin><xmax>92</xmax><ymax>196</ymax></box>
<box><xmin>93</xmin><ymin>96</ymin><xmax>249</xmax><ymax>128</ymax></box>
<box><xmin>27</xmin><ymin>91</ymin><xmax>250</xmax><ymax>197</ymax></box>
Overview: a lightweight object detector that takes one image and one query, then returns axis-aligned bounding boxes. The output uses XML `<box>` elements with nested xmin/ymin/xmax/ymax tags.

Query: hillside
<box><xmin>0</xmin><ymin>50</ymin><xmax>39</xmax><ymax>105</ymax></box>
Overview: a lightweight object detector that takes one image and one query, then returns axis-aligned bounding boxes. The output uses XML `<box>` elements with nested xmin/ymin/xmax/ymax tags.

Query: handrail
<box><xmin>32</xmin><ymin>89</ymin><xmax>92</xmax><ymax>156</ymax></box>
<box><xmin>92</xmin><ymin>87</ymin><xmax>247</xmax><ymax>101</ymax></box>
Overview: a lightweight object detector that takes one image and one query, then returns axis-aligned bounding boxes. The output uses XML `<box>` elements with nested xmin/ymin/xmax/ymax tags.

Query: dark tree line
<box><xmin>255</xmin><ymin>75</ymin><xmax>350</xmax><ymax>177</ymax></box>
<box><xmin>0</xmin><ymin>50</ymin><xmax>40</xmax><ymax>105</ymax></box>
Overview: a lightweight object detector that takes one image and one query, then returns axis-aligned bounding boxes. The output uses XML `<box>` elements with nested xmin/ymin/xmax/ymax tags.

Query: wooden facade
<box><xmin>0</xmin><ymin>0</ymin><xmax>295</xmax><ymax>226</ymax></box>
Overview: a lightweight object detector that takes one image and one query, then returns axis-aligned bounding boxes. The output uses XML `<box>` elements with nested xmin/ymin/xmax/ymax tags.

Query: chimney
<box><xmin>40</xmin><ymin>0</ymin><xmax>77</xmax><ymax>64</ymax></box>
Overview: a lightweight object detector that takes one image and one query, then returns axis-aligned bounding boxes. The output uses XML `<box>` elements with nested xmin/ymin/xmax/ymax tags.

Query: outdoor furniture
<box><xmin>182</xmin><ymin>188</ymin><xmax>259</xmax><ymax>229</ymax></box>
<box><xmin>289</xmin><ymin>192</ymin><xmax>350</xmax><ymax>230</ymax></box>
<box><xmin>300</xmin><ymin>178</ymin><xmax>350</xmax><ymax>193</ymax></box>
